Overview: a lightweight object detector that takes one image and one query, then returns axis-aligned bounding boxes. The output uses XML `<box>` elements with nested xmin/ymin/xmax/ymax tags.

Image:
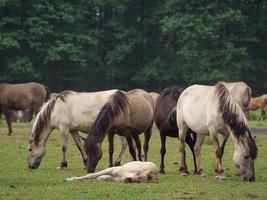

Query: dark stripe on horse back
<box><xmin>216</xmin><ymin>82</ymin><xmax>257</xmax><ymax>159</ymax></box>
<box><xmin>84</xmin><ymin>91</ymin><xmax>129</xmax><ymax>153</ymax></box>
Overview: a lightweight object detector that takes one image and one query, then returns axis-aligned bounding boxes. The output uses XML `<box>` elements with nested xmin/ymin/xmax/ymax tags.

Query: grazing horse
<box><xmin>66</xmin><ymin>161</ymin><xmax>158</xmax><ymax>183</ymax></box>
<box><xmin>0</xmin><ymin>82</ymin><xmax>50</xmax><ymax>135</ymax></box>
<box><xmin>28</xmin><ymin>90</ymin><xmax>128</xmax><ymax>170</ymax></box>
<box><xmin>154</xmin><ymin>86</ymin><xmax>197</xmax><ymax>173</ymax></box>
<box><xmin>247</xmin><ymin>94</ymin><xmax>267</xmax><ymax>120</ymax></box>
<box><xmin>177</xmin><ymin>82</ymin><xmax>257</xmax><ymax>181</ymax></box>
<box><xmin>84</xmin><ymin>89</ymin><xmax>154</xmax><ymax>173</ymax></box>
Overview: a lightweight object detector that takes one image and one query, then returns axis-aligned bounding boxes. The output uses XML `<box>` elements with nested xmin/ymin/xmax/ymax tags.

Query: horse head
<box><xmin>233</xmin><ymin>134</ymin><xmax>257</xmax><ymax>182</ymax></box>
<box><xmin>28</xmin><ymin>134</ymin><xmax>47</xmax><ymax>169</ymax></box>
<box><xmin>28</xmin><ymin>99</ymin><xmax>55</xmax><ymax>169</ymax></box>
<box><xmin>85</xmin><ymin>140</ymin><xmax>103</xmax><ymax>173</ymax></box>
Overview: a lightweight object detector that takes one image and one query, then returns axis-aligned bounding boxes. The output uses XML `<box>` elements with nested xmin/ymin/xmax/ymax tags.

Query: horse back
<box><xmin>0</xmin><ymin>82</ymin><xmax>47</xmax><ymax>110</ymax></box>
<box><xmin>114</xmin><ymin>89</ymin><xmax>154</xmax><ymax>133</ymax></box>
<box><xmin>51</xmin><ymin>90</ymin><xmax>118</xmax><ymax>132</ymax></box>
<box><xmin>154</xmin><ymin>86</ymin><xmax>182</xmax><ymax>133</ymax></box>
<box><xmin>177</xmin><ymin>85</ymin><xmax>218</xmax><ymax>134</ymax></box>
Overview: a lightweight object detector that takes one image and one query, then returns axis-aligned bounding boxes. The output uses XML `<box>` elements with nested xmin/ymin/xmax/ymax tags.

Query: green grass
<box><xmin>0</xmin><ymin>124</ymin><xmax>267</xmax><ymax>200</ymax></box>
<box><xmin>248</xmin><ymin>111</ymin><xmax>267</xmax><ymax>128</ymax></box>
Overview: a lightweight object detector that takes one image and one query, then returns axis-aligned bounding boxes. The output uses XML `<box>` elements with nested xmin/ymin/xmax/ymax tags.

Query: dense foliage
<box><xmin>0</xmin><ymin>0</ymin><xmax>266</xmax><ymax>93</ymax></box>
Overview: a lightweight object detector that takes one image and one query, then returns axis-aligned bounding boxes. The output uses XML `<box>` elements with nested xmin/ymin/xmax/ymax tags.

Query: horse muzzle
<box><xmin>242</xmin><ymin>174</ymin><xmax>255</xmax><ymax>182</ymax></box>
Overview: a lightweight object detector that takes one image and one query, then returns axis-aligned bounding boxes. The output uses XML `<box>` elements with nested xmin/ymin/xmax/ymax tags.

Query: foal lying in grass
<box><xmin>66</xmin><ymin>161</ymin><xmax>159</xmax><ymax>183</ymax></box>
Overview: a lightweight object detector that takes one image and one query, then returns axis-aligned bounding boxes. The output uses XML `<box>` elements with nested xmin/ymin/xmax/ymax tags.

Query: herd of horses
<box><xmin>1</xmin><ymin>81</ymin><xmax>266</xmax><ymax>183</ymax></box>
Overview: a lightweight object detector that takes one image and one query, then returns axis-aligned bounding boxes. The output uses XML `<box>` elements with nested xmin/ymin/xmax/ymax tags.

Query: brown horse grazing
<box><xmin>247</xmin><ymin>94</ymin><xmax>267</xmax><ymax>120</ymax></box>
<box><xmin>154</xmin><ymin>86</ymin><xmax>197</xmax><ymax>174</ymax></box>
<box><xmin>0</xmin><ymin>82</ymin><xmax>50</xmax><ymax>135</ymax></box>
<box><xmin>84</xmin><ymin>89</ymin><xmax>154</xmax><ymax>173</ymax></box>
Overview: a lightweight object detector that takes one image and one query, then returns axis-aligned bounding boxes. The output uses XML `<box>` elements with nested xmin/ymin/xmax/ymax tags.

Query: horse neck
<box><xmin>37</xmin><ymin>126</ymin><xmax>53</xmax><ymax>147</ymax></box>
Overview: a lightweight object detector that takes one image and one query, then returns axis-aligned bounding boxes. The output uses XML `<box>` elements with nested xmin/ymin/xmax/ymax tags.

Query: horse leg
<box><xmin>143</xmin><ymin>124</ymin><xmax>152</xmax><ymax>161</ymax></box>
<box><xmin>108</xmin><ymin>130</ymin><xmax>115</xmax><ymax>167</ymax></box>
<box><xmin>185</xmin><ymin>131</ymin><xmax>197</xmax><ymax>174</ymax></box>
<box><xmin>194</xmin><ymin>134</ymin><xmax>205</xmax><ymax>176</ymax></box>
<box><xmin>259</xmin><ymin>109</ymin><xmax>264</xmax><ymax>120</ymax></box>
<box><xmin>125</xmin><ymin>132</ymin><xmax>137</xmax><ymax>161</ymax></box>
<box><xmin>159</xmin><ymin>131</ymin><xmax>166</xmax><ymax>174</ymax></box>
<box><xmin>133</xmin><ymin>135</ymin><xmax>142</xmax><ymax>161</ymax></box>
<box><xmin>114</xmin><ymin>136</ymin><xmax>128</xmax><ymax>166</ymax></box>
<box><xmin>210</xmin><ymin>131</ymin><xmax>226</xmax><ymax>180</ymax></box>
<box><xmin>66</xmin><ymin>166</ymin><xmax>117</xmax><ymax>181</ymax></box>
<box><xmin>178</xmin><ymin>124</ymin><xmax>189</xmax><ymax>176</ymax></box>
<box><xmin>4</xmin><ymin>110</ymin><xmax>12</xmax><ymax>135</ymax></box>
<box><xmin>70</xmin><ymin>131</ymin><xmax>87</xmax><ymax>167</ymax></box>
<box><xmin>57</xmin><ymin>127</ymin><xmax>69</xmax><ymax>170</ymax></box>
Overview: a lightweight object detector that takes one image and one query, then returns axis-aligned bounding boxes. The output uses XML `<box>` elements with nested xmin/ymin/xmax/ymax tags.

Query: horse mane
<box><xmin>31</xmin><ymin>98</ymin><xmax>56</xmax><ymax>144</ymax></box>
<box><xmin>84</xmin><ymin>91</ymin><xmax>129</xmax><ymax>155</ymax></box>
<box><xmin>216</xmin><ymin>82</ymin><xmax>257</xmax><ymax>159</ymax></box>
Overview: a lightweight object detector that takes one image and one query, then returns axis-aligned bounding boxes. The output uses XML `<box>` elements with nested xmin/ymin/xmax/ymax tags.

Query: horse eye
<box><xmin>244</xmin><ymin>155</ymin><xmax>249</xmax><ymax>159</ymax></box>
<box><xmin>28</xmin><ymin>148</ymin><xmax>32</xmax><ymax>152</ymax></box>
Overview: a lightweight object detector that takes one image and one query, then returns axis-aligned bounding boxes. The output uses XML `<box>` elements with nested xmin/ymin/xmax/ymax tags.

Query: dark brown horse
<box><xmin>154</xmin><ymin>86</ymin><xmax>197</xmax><ymax>173</ymax></box>
<box><xmin>0</xmin><ymin>82</ymin><xmax>50</xmax><ymax>135</ymax></box>
<box><xmin>84</xmin><ymin>89</ymin><xmax>154</xmax><ymax>173</ymax></box>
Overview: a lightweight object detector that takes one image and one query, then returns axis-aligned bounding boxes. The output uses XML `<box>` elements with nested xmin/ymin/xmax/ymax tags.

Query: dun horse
<box><xmin>84</xmin><ymin>89</ymin><xmax>154</xmax><ymax>173</ymax></box>
<box><xmin>0</xmin><ymin>82</ymin><xmax>50</xmax><ymax>135</ymax></box>
<box><xmin>177</xmin><ymin>82</ymin><xmax>257</xmax><ymax>181</ymax></box>
<box><xmin>154</xmin><ymin>86</ymin><xmax>197</xmax><ymax>173</ymax></box>
<box><xmin>247</xmin><ymin>94</ymin><xmax>267</xmax><ymax>120</ymax></box>
<box><xmin>66</xmin><ymin>161</ymin><xmax>158</xmax><ymax>183</ymax></box>
<box><xmin>28</xmin><ymin>90</ymin><xmax>127</xmax><ymax>170</ymax></box>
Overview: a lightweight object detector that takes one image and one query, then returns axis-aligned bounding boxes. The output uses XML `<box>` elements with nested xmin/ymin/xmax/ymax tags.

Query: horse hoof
<box><xmin>197</xmin><ymin>173</ymin><xmax>206</xmax><ymax>177</ymax></box>
<box><xmin>215</xmin><ymin>175</ymin><xmax>226</xmax><ymax>180</ymax></box>
<box><xmin>180</xmin><ymin>172</ymin><xmax>189</xmax><ymax>177</ymax></box>
<box><xmin>159</xmin><ymin>170</ymin><xmax>165</xmax><ymax>174</ymax></box>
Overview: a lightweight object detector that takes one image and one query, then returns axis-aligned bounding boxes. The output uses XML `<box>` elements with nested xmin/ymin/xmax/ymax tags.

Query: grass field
<box><xmin>0</xmin><ymin>122</ymin><xmax>267</xmax><ymax>200</ymax></box>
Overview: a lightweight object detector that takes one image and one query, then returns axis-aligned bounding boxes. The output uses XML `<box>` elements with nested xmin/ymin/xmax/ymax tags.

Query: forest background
<box><xmin>1</xmin><ymin>0</ymin><xmax>266</xmax><ymax>94</ymax></box>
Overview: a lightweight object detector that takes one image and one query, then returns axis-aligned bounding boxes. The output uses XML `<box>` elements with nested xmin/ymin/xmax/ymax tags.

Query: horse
<box><xmin>66</xmin><ymin>161</ymin><xmax>158</xmax><ymax>183</ymax></box>
<box><xmin>154</xmin><ymin>86</ymin><xmax>197</xmax><ymax>174</ymax></box>
<box><xmin>247</xmin><ymin>94</ymin><xmax>267</xmax><ymax>120</ymax></box>
<box><xmin>28</xmin><ymin>90</ymin><xmax>128</xmax><ymax>170</ymax></box>
<box><xmin>0</xmin><ymin>82</ymin><xmax>50</xmax><ymax>135</ymax></box>
<box><xmin>176</xmin><ymin>82</ymin><xmax>257</xmax><ymax>181</ymax></box>
<box><xmin>84</xmin><ymin>89</ymin><xmax>154</xmax><ymax>173</ymax></box>
<box><xmin>109</xmin><ymin>91</ymin><xmax>159</xmax><ymax>166</ymax></box>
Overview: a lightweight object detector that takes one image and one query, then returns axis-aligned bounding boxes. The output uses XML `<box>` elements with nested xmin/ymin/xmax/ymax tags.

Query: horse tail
<box><xmin>216</xmin><ymin>82</ymin><xmax>257</xmax><ymax>159</ymax></box>
<box><xmin>84</xmin><ymin>91</ymin><xmax>129</xmax><ymax>148</ymax></box>
<box><xmin>44</xmin><ymin>86</ymin><xmax>51</xmax><ymax>102</ymax></box>
<box><xmin>167</xmin><ymin>108</ymin><xmax>177</xmax><ymax>129</ymax></box>
<box><xmin>31</xmin><ymin>98</ymin><xmax>56</xmax><ymax>144</ymax></box>
<box><xmin>243</xmin><ymin>87</ymin><xmax>251</xmax><ymax>109</ymax></box>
